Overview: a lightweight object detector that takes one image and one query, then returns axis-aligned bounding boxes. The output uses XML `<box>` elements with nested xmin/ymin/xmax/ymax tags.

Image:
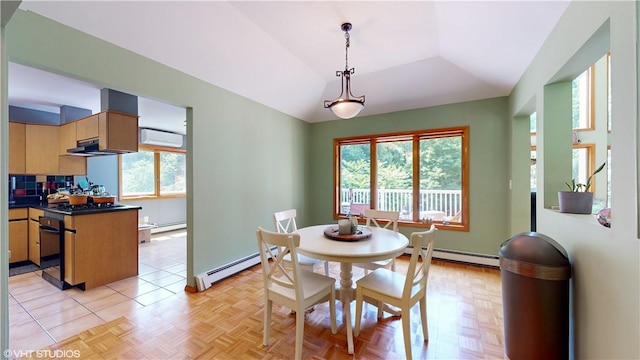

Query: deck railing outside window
<box><xmin>340</xmin><ymin>188</ymin><xmax>462</xmax><ymax>221</ymax></box>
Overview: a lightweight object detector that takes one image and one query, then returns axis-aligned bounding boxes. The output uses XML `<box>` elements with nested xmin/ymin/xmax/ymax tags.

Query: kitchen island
<box><xmin>43</xmin><ymin>204</ymin><xmax>141</xmax><ymax>290</ymax></box>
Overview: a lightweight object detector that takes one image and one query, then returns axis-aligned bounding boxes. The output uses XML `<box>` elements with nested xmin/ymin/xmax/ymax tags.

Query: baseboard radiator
<box><xmin>151</xmin><ymin>223</ymin><xmax>186</xmax><ymax>234</ymax></box>
<box><xmin>431</xmin><ymin>248</ymin><xmax>499</xmax><ymax>267</ymax></box>
<box><xmin>195</xmin><ymin>248</ymin><xmax>275</xmax><ymax>292</ymax></box>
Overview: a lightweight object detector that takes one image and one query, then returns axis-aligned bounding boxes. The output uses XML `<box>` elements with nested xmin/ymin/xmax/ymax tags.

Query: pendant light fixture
<box><xmin>324</xmin><ymin>22</ymin><xmax>365</xmax><ymax>119</ymax></box>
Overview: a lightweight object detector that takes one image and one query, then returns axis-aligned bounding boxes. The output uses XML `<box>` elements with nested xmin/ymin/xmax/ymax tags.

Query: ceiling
<box><xmin>11</xmin><ymin>1</ymin><xmax>571</xmax><ymax>131</ymax></box>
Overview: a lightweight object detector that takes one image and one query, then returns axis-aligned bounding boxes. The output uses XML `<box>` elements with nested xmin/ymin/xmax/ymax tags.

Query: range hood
<box><xmin>67</xmin><ymin>139</ymin><xmax>120</xmax><ymax>156</ymax></box>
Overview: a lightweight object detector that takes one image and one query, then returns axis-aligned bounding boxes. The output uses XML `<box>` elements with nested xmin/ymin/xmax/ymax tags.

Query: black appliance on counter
<box><xmin>39</xmin><ymin>216</ymin><xmax>70</xmax><ymax>290</ymax></box>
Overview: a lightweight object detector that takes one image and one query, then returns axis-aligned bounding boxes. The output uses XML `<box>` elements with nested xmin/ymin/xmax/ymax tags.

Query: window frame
<box><xmin>119</xmin><ymin>144</ymin><xmax>186</xmax><ymax>200</ymax></box>
<box><xmin>333</xmin><ymin>126</ymin><xmax>469</xmax><ymax>231</ymax></box>
<box><xmin>571</xmin><ymin>143</ymin><xmax>596</xmax><ymax>191</ymax></box>
<box><xmin>572</xmin><ymin>65</ymin><xmax>596</xmax><ymax>131</ymax></box>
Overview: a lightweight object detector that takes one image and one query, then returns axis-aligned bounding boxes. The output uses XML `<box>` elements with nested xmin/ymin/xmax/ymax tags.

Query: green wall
<box><xmin>309</xmin><ymin>97</ymin><xmax>511</xmax><ymax>256</ymax></box>
<box><xmin>509</xmin><ymin>1</ymin><xmax>638</xmax><ymax>358</ymax></box>
<box><xmin>4</xmin><ymin>10</ymin><xmax>310</xmax><ymax>281</ymax></box>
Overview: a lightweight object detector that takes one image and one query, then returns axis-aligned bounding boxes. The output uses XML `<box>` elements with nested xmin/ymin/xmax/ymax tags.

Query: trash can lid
<box><xmin>499</xmin><ymin>232</ymin><xmax>569</xmax><ymax>265</ymax></box>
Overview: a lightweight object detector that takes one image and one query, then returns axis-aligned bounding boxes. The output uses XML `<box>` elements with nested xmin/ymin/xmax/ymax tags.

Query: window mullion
<box><xmin>154</xmin><ymin>151</ymin><xmax>161</xmax><ymax>197</ymax></box>
<box><xmin>370</xmin><ymin>140</ymin><xmax>378</xmax><ymax>210</ymax></box>
<box><xmin>412</xmin><ymin>136</ymin><xmax>420</xmax><ymax>222</ymax></box>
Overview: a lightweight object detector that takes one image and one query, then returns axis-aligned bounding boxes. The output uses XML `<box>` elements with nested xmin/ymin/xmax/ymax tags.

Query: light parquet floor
<box><xmin>10</xmin><ymin>233</ymin><xmax>506</xmax><ymax>360</ymax></box>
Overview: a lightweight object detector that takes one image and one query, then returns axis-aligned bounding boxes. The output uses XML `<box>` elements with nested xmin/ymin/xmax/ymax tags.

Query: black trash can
<box><xmin>499</xmin><ymin>232</ymin><xmax>572</xmax><ymax>360</ymax></box>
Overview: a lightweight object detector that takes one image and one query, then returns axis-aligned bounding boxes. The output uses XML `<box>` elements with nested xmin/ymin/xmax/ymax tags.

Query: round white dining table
<box><xmin>295</xmin><ymin>224</ymin><xmax>409</xmax><ymax>354</ymax></box>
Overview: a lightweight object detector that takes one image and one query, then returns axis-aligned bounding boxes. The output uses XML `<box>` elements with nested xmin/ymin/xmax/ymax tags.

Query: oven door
<box><xmin>39</xmin><ymin>217</ymin><xmax>67</xmax><ymax>289</ymax></box>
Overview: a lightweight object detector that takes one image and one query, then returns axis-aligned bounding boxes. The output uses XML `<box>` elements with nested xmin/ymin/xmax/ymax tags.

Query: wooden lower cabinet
<box><xmin>64</xmin><ymin>230</ymin><xmax>77</xmax><ymax>286</ymax></box>
<box><xmin>9</xmin><ymin>209</ymin><xmax>28</xmax><ymax>263</ymax></box>
<box><xmin>64</xmin><ymin>209</ymin><xmax>139</xmax><ymax>289</ymax></box>
<box><xmin>28</xmin><ymin>208</ymin><xmax>44</xmax><ymax>266</ymax></box>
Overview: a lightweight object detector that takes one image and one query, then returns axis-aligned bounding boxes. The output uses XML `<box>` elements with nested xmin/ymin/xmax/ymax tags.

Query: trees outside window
<box><xmin>120</xmin><ymin>146</ymin><xmax>186</xmax><ymax>199</ymax></box>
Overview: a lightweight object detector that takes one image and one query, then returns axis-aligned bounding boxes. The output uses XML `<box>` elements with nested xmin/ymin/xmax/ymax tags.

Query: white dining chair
<box><xmin>353</xmin><ymin>209</ymin><xmax>400</xmax><ymax>273</ymax></box>
<box><xmin>352</xmin><ymin>209</ymin><xmax>401</xmax><ymax>318</ymax></box>
<box><xmin>354</xmin><ymin>225</ymin><xmax>437</xmax><ymax>360</ymax></box>
<box><xmin>256</xmin><ymin>227</ymin><xmax>337</xmax><ymax>360</ymax></box>
<box><xmin>273</xmin><ymin>209</ymin><xmax>330</xmax><ymax>276</ymax></box>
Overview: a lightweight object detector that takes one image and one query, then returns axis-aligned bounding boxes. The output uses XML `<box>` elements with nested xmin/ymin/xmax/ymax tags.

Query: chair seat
<box><xmin>353</xmin><ymin>258</ymin><xmax>393</xmax><ymax>271</ymax></box>
<box><xmin>282</xmin><ymin>253</ymin><xmax>322</xmax><ymax>266</ymax></box>
<box><xmin>356</xmin><ymin>268</ymin><xmax>421</xmax><ymax>300</ymax></box>
<box><xmin>271</xmin><ymin>270</ymin><xmax>336</xmax><ymax>300</ymax></box>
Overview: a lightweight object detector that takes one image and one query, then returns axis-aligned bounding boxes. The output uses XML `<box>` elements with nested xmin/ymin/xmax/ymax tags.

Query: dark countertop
<box><xmin>45</xmin><ymin>204</ymin><xmax>141</xmax><ymax>216</ymax></box>
<box><xmin>9</xmin><ymin>202</ymin><xmax>141</xmax><ymax>216</ymax></box>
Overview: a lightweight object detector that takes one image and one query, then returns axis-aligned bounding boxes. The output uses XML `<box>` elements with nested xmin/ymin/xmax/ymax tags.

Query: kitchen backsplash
<box><xmin>9</xmin><ymin>174</ymin><xmax>74</xmax><ymax>198</ymax></box>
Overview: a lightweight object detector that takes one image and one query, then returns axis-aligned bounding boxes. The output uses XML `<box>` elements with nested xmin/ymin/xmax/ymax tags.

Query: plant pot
<box><xmin>558</xmin><ymin>191</ymin><xmax>593</xmax><ymax>214</ymax></box>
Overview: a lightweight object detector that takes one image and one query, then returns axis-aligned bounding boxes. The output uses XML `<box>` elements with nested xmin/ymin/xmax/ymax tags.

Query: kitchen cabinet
<box><xmin>9</xmin><ymin>208</ymin><xmax>28</xmax><ymax>263</ymax></box>
<box><xmin>26</xmin><ymin>124</ymin><xmax>60</xmax><ymax>174</ymax></box>
<box><xmin>12</xmin><ymin>109</ymin><xmax>136</xmax><ymax>175</ymax></box>
<box><xmin>76</xmin><ymin>111</ymin><xmax>138</xmax><ymax>153</ymax></box>
<box><xmin>64</xmin><ymin>228</ymin><xmax>78</xmax><ymax>286</ymax></box>
<box><xmin>97</xmin><ymin>111</ymin><xmax>138</xmax><ymax>153</ymax></box>
<box><xmin>22</xmin><ymin>123</ymin><xmax>86</xmax><ymax>175</ymax></box>
<box><xmin>63</xmin><ymin>209</ymin><xmax>138</xmax><ymax>289</ymax></box>
<box><xmin>59</xmin><ymin>155</ymin><xmax>87</xmax><ymax>175</ymax></box>
<box><xmin>59</xmin><ymin>122</ymin><xmax>77</xmax><ymax>153</ymax></box>
<box><xmin>28</xmin><ymin>208</ymin><xmax>44</xmax><ymax>266</ymax></box>
<box><xmin>9</xmin><ymin>122</ymin><xmax>26</xmax><ymax>174</ymax></box>
<box><xmin>58</xmin><ymin>121</ymin><xmax>87</xmax><ymax>175</ymax></box>
<box><xmin>76</xmin><ymin>114</ymin><xmax>98</xmax><ymax>141</ymax></box>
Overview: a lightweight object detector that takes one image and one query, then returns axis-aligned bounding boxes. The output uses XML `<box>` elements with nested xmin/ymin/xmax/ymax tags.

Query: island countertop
<box><xmin>43</xmin><ymin>203</ymin><xmax>141</xmax><ymax>216</ymax></box>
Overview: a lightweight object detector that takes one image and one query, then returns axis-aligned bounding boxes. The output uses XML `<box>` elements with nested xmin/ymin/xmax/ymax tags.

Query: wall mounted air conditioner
<box><xmin>140</xmin><ymin>128</ymin><xmax>183</xmax><ymax>148</ymax></box>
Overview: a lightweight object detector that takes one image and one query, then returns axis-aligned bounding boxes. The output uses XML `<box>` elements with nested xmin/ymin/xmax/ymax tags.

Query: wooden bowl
<box><xmin>68</xmin><ymin>195</ymin><xmax>88</xmax><ymax>205</ymax></box>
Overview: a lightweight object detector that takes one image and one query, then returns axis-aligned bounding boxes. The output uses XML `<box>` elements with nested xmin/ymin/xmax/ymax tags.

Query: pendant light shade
<box><xmin>324</xmin><ymin>23</ymin><xmax>365</xmax><ymax>119</ymax></box>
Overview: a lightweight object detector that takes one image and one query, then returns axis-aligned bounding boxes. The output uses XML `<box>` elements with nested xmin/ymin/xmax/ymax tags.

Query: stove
<box><xmin>56</xmin><ymin>203</ymin><xmax>123</xmax><ymax>211</ymax></box>
<box><xmin>50</xmin><ymin>202</ymin><xmax>125</xmax><ymax>214</ymax></box>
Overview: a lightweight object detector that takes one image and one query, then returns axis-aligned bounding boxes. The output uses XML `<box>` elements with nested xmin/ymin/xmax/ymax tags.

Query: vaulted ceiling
<box><xmin>11</xmin><ymin>1</ymin><xmax>570</xmax><ymax>131</ymax></box>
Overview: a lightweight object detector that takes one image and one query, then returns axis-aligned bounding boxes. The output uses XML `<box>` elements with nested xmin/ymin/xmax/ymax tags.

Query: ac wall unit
<box><xmin>140</xmin><ymin>128</ymin><xmax>183</xmax><ymax>148</ymax></box>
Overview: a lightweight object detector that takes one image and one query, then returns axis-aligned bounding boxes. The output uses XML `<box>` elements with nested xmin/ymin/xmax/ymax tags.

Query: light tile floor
<box><xmin>7</xmin><ymin>230</ymin><xmax>187</xmax><ymax>354</ymax></box>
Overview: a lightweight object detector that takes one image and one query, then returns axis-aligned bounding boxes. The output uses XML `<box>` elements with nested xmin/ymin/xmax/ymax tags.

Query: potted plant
<box><xmin>558</xmin><ymin>162</ymin><xmax>606</xmax><ymax>214</ymax></box>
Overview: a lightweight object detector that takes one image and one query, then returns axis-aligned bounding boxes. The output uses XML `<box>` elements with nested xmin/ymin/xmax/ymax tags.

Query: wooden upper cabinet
<box><xmin>11</xmin><ymin>110</ymin><xmax>136</xmax><ymax>175</ymax></box>
<box><xmin>98</xmin><ymin>111</ymin><xmax>138</xmax><ymax>153</ymax></box>
<box><xmin>9</xmin><ymin>122</ymin><xmax>26</xmax><ymax>174</ymax></box>
<box><xmin>76</xmin><ymin>114</ymin><xmax>99</xmax><ymax>141</ymax></box>
<box><xmin>59</xmin><ymin>122</ymin><xmax>77</xmax><ymax>153</ymax></box>
<box><xmin>26</xmin><ymin>124</ymin><xmax>60</xmax><ymax>174</ymax></box>
<box><xmin>58</xmin><ymin>121</ymin><xmax>87</xmax><ymax>175</ymax></box>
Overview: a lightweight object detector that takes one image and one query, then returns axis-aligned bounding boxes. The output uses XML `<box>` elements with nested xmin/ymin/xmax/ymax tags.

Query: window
<box><xmin>572</xmin><ymin>66</ymin><xmax>594</xmax><ymax>130</ymax></box>
<box><xmin>120</xmin><ymin>146</ymin><xmax>186</xmax><ymax>199</ymax></box>
<box><xmin>571</xmin><ymin>144</ymin><xmax>595</xmax><ymax>190</ymax></box>
<box><xmin>530</xmin><ymin>149</ymin><xmax>537</xmax><ymax>192</ymax></box>
<box><xmin>335</xmin><ymin>127</ymin><xmax>469</xmax><ymax>230</ymax></box>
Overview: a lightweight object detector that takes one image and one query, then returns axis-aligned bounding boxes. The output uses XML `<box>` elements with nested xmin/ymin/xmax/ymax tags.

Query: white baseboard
<box><xmin>432</xmin><ymin>249</ymin><xmax>499</xmax><ymax>267</ymax></box>
<box><xmin>195</xmin><ymin>251</ymin><xmax>264</xmax><ymax>291</ymax></box>
<box><xmin>151</xmin><ymin>223</ymin><xmax>186</xmax><ymax>234</ymax></box>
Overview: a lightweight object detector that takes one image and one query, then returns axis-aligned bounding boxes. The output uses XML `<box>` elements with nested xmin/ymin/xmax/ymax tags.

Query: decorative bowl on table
<box><xmin>323</xmin><ymin>226</ymin><xmax>373</xmax><ymax>241</ymax></box>
<box><xmin>596</xmin><ymin>208</ymin><xmax>611</xmax><ymax>228</ymax></box>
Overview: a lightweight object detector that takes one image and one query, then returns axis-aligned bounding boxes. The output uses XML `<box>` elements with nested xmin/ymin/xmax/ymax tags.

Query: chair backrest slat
<box><xmin>364</xmin><ymin>209</ymin><xmax>399</xmax><ymax>232</ymax></box>
<box><xmin>404</xmin><ymin>225</ymin><xmax>437</xmax><ymax>295</ymax></box>
<box><xmin>256</xmin><ymin>227</ymin><xmax>303</xmax><ymax>299</ymax></box>
<box><xmin>274</xmin><ymin>209</ymin><xmax>298</xmax><ymax>234</ymax></box>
